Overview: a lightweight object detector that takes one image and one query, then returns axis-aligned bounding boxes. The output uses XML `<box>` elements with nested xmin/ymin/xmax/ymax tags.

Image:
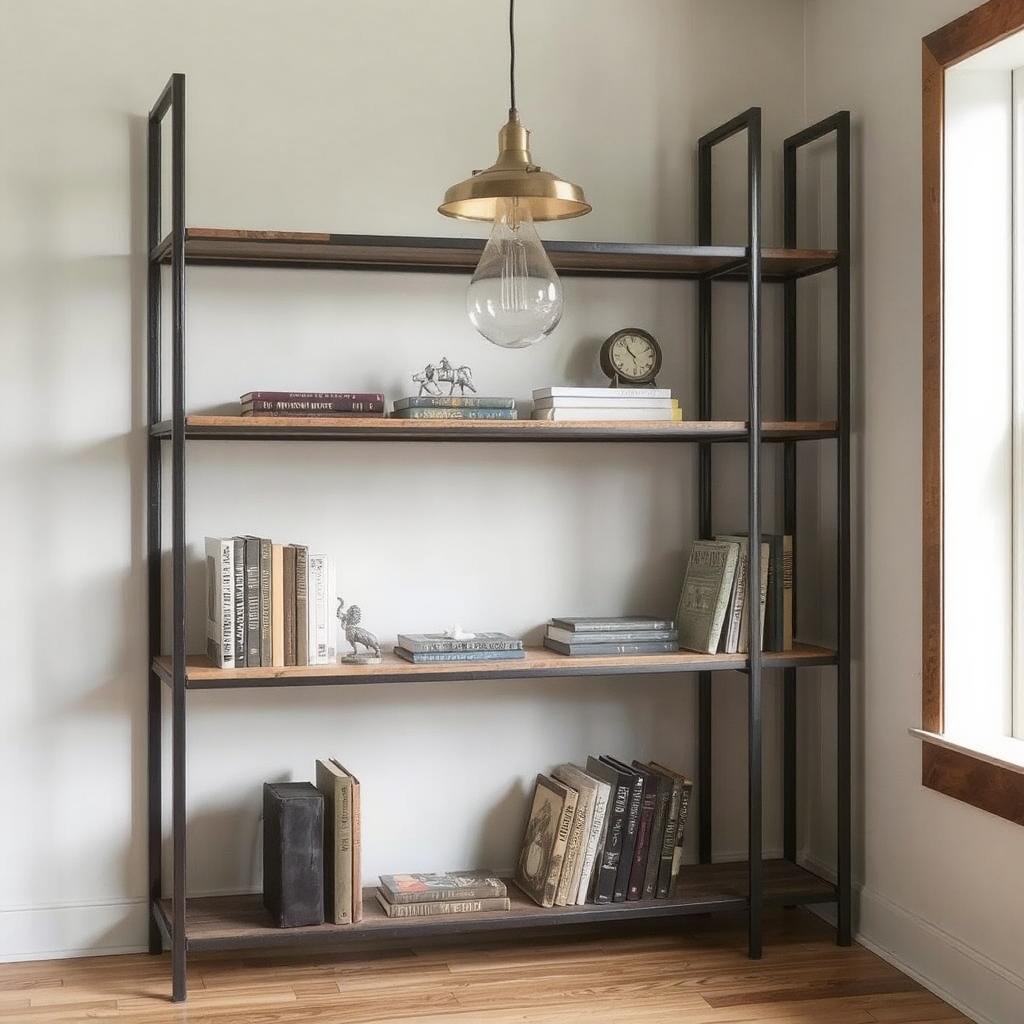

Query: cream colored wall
<box><xmin>803</xmin><ymin>3</ymin><xmax>1024</xmax><ymax>1022</ymax></box>
<box><xmin>0</xmin><ymin>0</ymin><xmax>810</xmax><ymax>959</ymax></box>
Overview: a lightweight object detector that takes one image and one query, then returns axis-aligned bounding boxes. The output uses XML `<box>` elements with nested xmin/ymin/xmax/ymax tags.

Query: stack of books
<box><xmin>531</xmin><ymin>387</ymin><xmax>681</xmax><ymax>421</ymax></box>
<box><xmin>543</xmin><ymin>617</ymin><xmax>679</xmax><ymax>657</ymax></box>
<box><xmin>675</xmin><ymin>535</ymin><xmax>793</xmax><ymax>655</ymax></box>
<box><xmin>516</xmin><ymin>757</ymin><xmax>693</xmax><ymax>908</ymax></box>
<box><xmin>375</xmin><ymin>873</ymin><xmax>510</xmax><ymax>918</ymax></box>
<box><xmin>393</xmin><ymin>632</ymin><xmax>525</xmax><ymax>664</ymax></box>
<box><xmin>391</xmin><ymin>396</ymin><xmax>517</xmax><ymax>420</ymax></box>
<box><xmin>240</xmin><ymin>391</ymin><xmax>385</xmax><ymax>417</ymax></box>
<box><xmin>205</xmin><ymin>537</ymin><xmax>336</xmax><ymax>669</ymax></box>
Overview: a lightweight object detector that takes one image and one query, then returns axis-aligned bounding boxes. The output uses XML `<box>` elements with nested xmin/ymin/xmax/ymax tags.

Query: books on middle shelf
<box><xmin>516</xmin><ymin>757</ymin><xmax>693</xmax><ymax>908</ymax></box>
<box><xmin>675</xmin><ymin>535</ymin><xmax>793</xmax><ymax>655</ymax></box>
<box><xmin>393</xmin><ymin>632</ymin><xmax>525</xmax><ymax>663</ymax></box>
<box><xmin>205</xmin><ymin>537</ymin><xmax>337</xmax><ymax>669</ymax></box>
<box><xmin>542</xmin><ymin>616</ymin><xmax>679</xmax><ymax>656</ymax></box>
<box><xmin>531</xmin><ymin>386</ymin><xmax>681</xmax><ymax>422</ymax></box>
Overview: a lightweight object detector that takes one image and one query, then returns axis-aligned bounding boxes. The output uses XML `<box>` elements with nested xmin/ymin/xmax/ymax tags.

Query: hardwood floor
<box><xmin>0</xmin><ymin>910</ymin><xmax>970</xmax><ymax>1023</ymax></box>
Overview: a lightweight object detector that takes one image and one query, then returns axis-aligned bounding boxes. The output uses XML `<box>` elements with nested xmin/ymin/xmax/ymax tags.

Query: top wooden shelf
<box><xmin>150</xmin><ymin>229</ymin><xmax>838</xmax><ymax>282</ymax></box>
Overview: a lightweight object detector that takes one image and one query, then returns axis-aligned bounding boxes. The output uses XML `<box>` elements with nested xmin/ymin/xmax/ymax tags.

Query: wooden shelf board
<box><xmin>150</xmin><ymin>417</ymin><xmax>838</xmax><ymax>443</ymax></box>
<box><xmin>150</xmin><ymin>228</ymin><xmax>838</xmax><ymax>281</ymax></box>
<box><xmin>152</xmin><ymin>642</ymin><xmax>837</xmax><ymax>691</ymax></box>
<box><xmin>157</xmin><ymin>861</ymin><xmax>835</xmax><ymax>952</ymax></box>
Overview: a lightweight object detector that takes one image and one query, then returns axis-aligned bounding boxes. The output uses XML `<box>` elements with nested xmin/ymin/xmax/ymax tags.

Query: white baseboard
<box><xmin>0</xmin><ymin>897</ymin><xmax>150</xmax><ymax>963</ymax></box>
<box><xmin>800</xmin><ymin>854</ymin><xmax>1024</xmax><ymax>1024</ymax></box>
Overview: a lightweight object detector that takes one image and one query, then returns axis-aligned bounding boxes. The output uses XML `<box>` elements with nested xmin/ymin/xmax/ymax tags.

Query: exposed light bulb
<box><xmin>466</xmin><ymin>198</ymin><xmax>563</xmax><ymax>349</ymax></box>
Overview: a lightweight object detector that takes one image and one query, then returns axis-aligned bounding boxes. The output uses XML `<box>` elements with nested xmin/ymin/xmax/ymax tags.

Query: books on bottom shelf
<box><xmin>515</xmin><ymin>757</ymin><xmax>693</xmax><ymax>908</ymax></box>
<box><xmin>393</xmin><ymin>632</ymin><xmax>524</xmax><ymax>664</ymax></box>
<box><xmin>675</xmin><ymin>535</ymin><xmax>793</xmax><ymax>655</ymax></box>
<box><xmin>543</xmin><ymin>616</ymin><xmax>678</xmax><ymax>657</ymax></box>
<box><xmin>531</xmin><ymin>386</ymin><xmax>681</xmax><ymax>422</ymax></box>
<box><xmin>375</xmin><ymin>873</ymin><xmax>510</xmax><ymax>918</ymax></box>
<box><xmin>205</xmin><ymin>536</ymin><xmax>337</xmax><ymax>669</ymax></box>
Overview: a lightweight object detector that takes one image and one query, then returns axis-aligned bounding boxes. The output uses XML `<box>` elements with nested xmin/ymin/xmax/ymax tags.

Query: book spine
<box><xmin>641</xmin><ymin>779</ymin><xmax>669</xmax><ymax>899</ymax></box>
<box><xmin>350</xmin><ymin>778</ymin><xmax>362</xmax><ymax>923</ymax></box>
<box><xmin>596</xmin><ymin>779</ymin><xmax>628</xmax><ymax>904</ymax></box>
<box><xmin>390</xmin><ymin>407</ymin><xmax>517</xmax><ymax>420</ymax></box>
<box><xmin>386</xmin><ymin>883</ymin><xmax>507</xmax><ymax>904</ymax></box>
<box><xmin>336</xmin><ymin>781</ymin><xmax>353</xmax><ymax>925</ymax></box>
<box><xmin>241</xmin><ymin>391</ymin><xmax>385</xmax><ymax>403</ymax></box>
<box><xmin>232</xmin><ymin>538</ymin><xmax>246</xmax><ymax>667</ymax></box>
<box><xmin>655</xmin><ymin>779</ymin><xmax>681</xmax><ymax>898</ymax></box>
<box><xmin>765</xmin><ymin>535</ymin><xmax>783</xmax><ymax>651</ymax></box>
<box><xmin>534</xmin><ymin>387</ymin><xmax>672</xmax><ymax>400</ymax></box>
<box><xmin>206</xmin><ymin>538</ymin><xmax>235</xmax><ymax>668</ymax></box>
<box><xmin>376</xmin><ymin>895</ymin><xmax>511</xmax><ymax>917</ymax></box>
<box><xmin>283</xmin><ymin>546</ymin><xmax>297</xmax><ymax>666</ymax></box>
<box><xmin>707</xmin><ymin>547</ymin><xmax>739</xmax><ymax>653</ymax></box>
<box><xmin>546</xmin><ymin>628</ymin><xmax>678</xmax><ymax>645</ymax></box>
<box><xmin>396</xmin><ymin>637</ymin><xmax>524</xmax><ymax>653</ymax></box>
<box><xmin>627</xmin><ymin>783</ymin><xmax>657</xmax><ymax>900</ymax></box>
<box><xmin>243</xmin><ymin>398</ymin><xmax>385</xmax><ymax>413</ymax></box>
<box><xmin>309</xmin><ymin>554</ymin><xmax>328</xmax><ymax>665</ymax></box>
<box><xmin>554</xmin><ymin>786</ymin><xmax>590</xmax><ymax>907</ymax></box>
<box><xmin>294</xmin><ymin>547</ymin><xmax>309</xmax><ymax>667</ymax></box>
<box><xmin>240</xmin><ymin>409</ymin><xmax>386</xmax><ymax>418</ymax></box>
<box><xmin>393</xmin><ymin>648</ymin><xmax>525</xmax><ymax>663</ymax></box>
<box><xmin>327</xmin><ymin>557</ymin><xmax>338</xmax><ymax>661</ymax></box>
<box><xmin>614</xmin><ymin>776</ymin><xmax>643</xmax><ymax>903</ymax></box>
<box><xmin>544</xmin><ymin>639</ymin><xmax>678</xmax><ymax>656</ymax></box>
<box><xmin>577</xmin><ymin>782</ymin><xmax>609</xmax><ymax>905</ymax></box>
<box><xmin>257</xmin><ymin>538</ymin><xmax>272</xmax><ymax>666</ymax></box>
<box><xmin>727</xmin><ymin>539</ymin><xmax>749</xmax><ymax>654</ymax></box>
<box><xmin>672</xmin><ymin>781</ymin><xmax>694</xmax><ymax>885</ymax></box>
<box><xmin>271</xmin><ymin>544</ymin><xmax>285</xmax><ymax>667</ymax></box>
<box><xmin>392</xmin><ymin>396</ymin><xmax>516</xmax><ymax>410</ymax></box>
<box><xmin>550</xmin><ymin>619</ymin><xmax>675</xmax><ymax>633</ymax></box>
<box><xmin>244</xmin><ymin>537</ymin><xmax>261</xmax><ymax>666</ymax></box>
<box><xmin>543</xmin><ymin>789</ymin><xmax>578</xmax><ymax>908</ymax></box>
<box><xmin>782</xmin><ymin>535</ymin><xmax>793</xmax><ymax>649</ymax></box>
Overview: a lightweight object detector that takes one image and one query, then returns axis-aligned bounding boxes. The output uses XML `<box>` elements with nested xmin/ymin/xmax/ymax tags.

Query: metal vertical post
<box><xmin>146</xmin><ymin>93</ymin><xmax>163</xmax><ymax>959</ymax></box>
<box><xmin>697</xmin><ymin>140</ymin><xmax>713</xmax><ymax>866</ymax></box>
<box><xmin>782</xmin><ymin>141</ymin><xmax>798</xmax><ymax>865</ymax></box>
<box><xmin>745</xmin><ymin>109</ymin><xmax>764</xmax><ymax>961</ymax></box>
<box><xmin>169</xmin><ymin>72</ymin><xmax>188</xmax><ymax>1002</ymax></box>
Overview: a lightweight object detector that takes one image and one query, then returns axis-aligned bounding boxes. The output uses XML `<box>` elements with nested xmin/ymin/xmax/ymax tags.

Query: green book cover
<box><xmin>676</xmin><ymin>540</ymin><xmax>740</xmax><ymax>653</ymax></box>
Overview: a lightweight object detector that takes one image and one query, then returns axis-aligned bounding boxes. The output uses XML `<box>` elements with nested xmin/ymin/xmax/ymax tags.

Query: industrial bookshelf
<box><xmin>147</xmin><ymin>74</ymin><xmax>851</xmax><ymax>1001</ymax></box>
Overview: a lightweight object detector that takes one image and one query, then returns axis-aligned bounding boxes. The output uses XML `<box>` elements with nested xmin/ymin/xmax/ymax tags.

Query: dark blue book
<box><xmin>393</xmin><ymin>647</ymin><xmax>526</xmax><ymax>664</ymax></box>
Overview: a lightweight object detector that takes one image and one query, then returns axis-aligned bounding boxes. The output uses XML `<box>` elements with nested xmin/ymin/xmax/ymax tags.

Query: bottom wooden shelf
<box><xmin>156</xmin><ymin>860</ymin><xmax>835</xmax><ymax>952</ymax></box>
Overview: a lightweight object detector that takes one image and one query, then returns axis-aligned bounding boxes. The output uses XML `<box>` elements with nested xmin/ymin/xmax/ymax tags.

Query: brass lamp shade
<box><xmin>439</xmin><ymin>112</ymin><xmax>591</xmax><ymax>222</ymax></box>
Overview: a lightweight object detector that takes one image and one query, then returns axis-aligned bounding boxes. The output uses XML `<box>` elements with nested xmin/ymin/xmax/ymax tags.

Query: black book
<box><xmin>257</xmin><ymin>537</ymin><xmax>272</xmax><ymax>666</ymax></box>
<box><xmin>643</xmin><ymin>763</ymin><xmax>683</xmax><ymax>898</ymax></box>
<box><xmin>262</xmin><ymin>782</ymin><xmax>324</xmax><ymax>927</ymax></box>
<box><xmin>244</xmin><ymin>536</ymin><xmax>261</xmax><ymax>667</ymax></box>
<box><xmin>584</xmin><ymin>756</ymin><xmax>632</xmax><ymax>904</ymax></box>
<box><xmin>231</xmin><ymin>537</ymin><xmax>246</xmax><ymax>668</ymax></box>
<box><xmin>599</xmin><ymin>756</ymin><xmax>643</xmax><ymax>903</ymax></box>
<box><xmin>619</xmin><ymin>762</ymin><xmax>657</xmax><ymax>900</ymax></box>
<box><xmin>632</xmin><ymin>761</ymin><xmax>673</xmax><ymax>899</ymax></box>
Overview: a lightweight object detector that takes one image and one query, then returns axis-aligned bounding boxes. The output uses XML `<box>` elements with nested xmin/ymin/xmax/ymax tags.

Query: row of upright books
<box><xmin>543</xmin><ymin>616</ymin><xmax>678</xmax><ymax>657</ymax></box>
<box><xmin>205</xmin><ymin>537</ymin><xmax>336</xmax><ymax>669</ymax></box>
<box><xmin>516</xmin><ymin>757</ymin><xmax>692</xmax><ymax>908</ymax></box>
<box><xmin>677</xmin><ymin>535</ymin><xmax>793</xmax><ymax>654</ymax></box>
<box><xmin>531</xmin><ymin>386</ymin><xmax>681</xmax><ymax>422</ymax></box>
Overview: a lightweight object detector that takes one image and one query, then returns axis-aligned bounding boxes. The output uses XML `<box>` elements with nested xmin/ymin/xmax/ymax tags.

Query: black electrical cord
<box><xmin>509</xmin><ymin>0</ymin><xmax>517</xmax><ymax>114</ymax></box>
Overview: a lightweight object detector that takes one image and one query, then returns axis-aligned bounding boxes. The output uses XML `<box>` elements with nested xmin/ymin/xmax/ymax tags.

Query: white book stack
<box><xmin>531</xmin><ymin>387</ymin><xmax>681</xmax><ymax>422</ymax></box>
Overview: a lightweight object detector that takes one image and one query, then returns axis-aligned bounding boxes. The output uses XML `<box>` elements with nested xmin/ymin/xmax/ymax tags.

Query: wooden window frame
<box><xmin>923</xmin><ymin>0</ymin><xmax>1024</xmax><ymax>827</ymax></box>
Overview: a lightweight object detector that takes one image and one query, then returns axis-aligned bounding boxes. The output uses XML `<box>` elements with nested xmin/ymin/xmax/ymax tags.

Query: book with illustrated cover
<box><xmin>515</xmin><ymin>775</ymin><xmax>577</xmax><ymax>908</ymax></box>
<box><xmin>374</xmin><ymin>892</ymin><xmax>510</xmax><ymax>917</ymax></box>
<box><xmin>677</xmin><ymin>540</ymin><xmax>740</xmax><ymax>653</ymax></box>
<box><xmin>391</xmin><ymin>407</ymin><xmax>517</xmax><ymax>420</ymax></box>
<box><xmin>396</xmin><ymin>633</ymin><xmax>523</xmax><ymax>653</ymax></box>
<box><xmin>294</xmin><ymin>545</ymin><xmax>309</xmax><ymax>666</ymax></box>
<box><xmin>231</xmin><ymin>537</ymin><xmax>246</xmax><ymax>668</ymax></box>
<box><xmin>205</xmin><ymin>537</ymin><xmax>235</xmax><ymax>668</ymax></box>
<box><xmin>533</xmin><ymin>386</ymin><xmax>672</xmax><ymax>400</ymax></box>
<box><xmin>544</xmin><ymin>639</ymin><xmax>678</xmax><ymax>657</ymax></box>
<box><xmin>271</xmin><ymin>543</ymin><xmax>285</xmax><ymax>667</ymax></box>
<box><xmin>546</xmin><ymin>626</ymin><xmax>677</xmax><ymax>645</ymax></box>
<box><xmin>550</xmin><ymin>617</ymin><xmax>674</xmax><ymax>633</ymax></box>
<box><xmin>244</xmin><ymin>536</ymin><xmax>261</xmax><ymax>667</ymax></box>
<box><xmin>599</xmin><ymin>756</ymin><xmax>643</xmax><ymax>903</ymax></box>
<box><xmin>551</xmin><ymin>765</ymin><xmax>597</xmax><ymax>907</ymax></box>
<box><xmin>393</xmin><ymin>648</ymin><xmax>526</xmax><ymax>664</ymax></box>
<box><xmin>584</xmin><ymin>756</ymin><xmax>632</xmax><ymax>904</ymax></box>
<box><xmin>378</xmin><ymin>873</ymin><xmax>507</xmax><ymax>905</ymax></box>
<box><xmin>315</xmin><ymin>758</ymin><xmax>354</xmax><ymax>925</ymax></box>
<box><xmin>258</xmin><ymin>537</ymin><xmax>272</xmax><ymax>666</ymax></box>
<box><xmin>283</xmin><ymin>546</ymin><xmax>297</xmax><ymax>666</ymax></box>
<box><xmin>392</xmin><ymin>396</ymin><xmax>516</xmax><ymax>411</ymax></box>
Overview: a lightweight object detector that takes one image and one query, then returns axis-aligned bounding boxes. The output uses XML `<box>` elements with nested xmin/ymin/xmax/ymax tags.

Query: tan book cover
<box><xmin>271</xmin><ymin>544</ymin><xmax>285</xmax><ymax>667</ymax></box>
<box><xmin>315</xmin><ymin>759</ymin><xmax>352</xmax><ymax>925</ymax></box>
<box><xmin>346</xmin><ymin>763</ymin><xmax>362</xmax><ymax>923</ymax></box>
<box><xmin>677</xmin><ymin>540</ymin><xmax>740</xmax><ymax>653</ymax></box>
<box><xmin>515</xmin><ymin>774</ymin><xmax>576</xmax><ymax>908</ymax></box>
<box><xmin>551</xmin><ymin>765</ymin><xmax>597</xmax><ymax>907</ymax></box>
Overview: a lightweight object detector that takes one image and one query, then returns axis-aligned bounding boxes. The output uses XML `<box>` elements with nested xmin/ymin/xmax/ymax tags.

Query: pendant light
<box><xmin>438</xmin><ymin>0</ymin><xmax>591</xmax><ymax>349</ymax></box>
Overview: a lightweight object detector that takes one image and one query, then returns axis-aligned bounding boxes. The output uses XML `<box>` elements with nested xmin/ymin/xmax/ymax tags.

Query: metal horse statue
<box><xmin>412</xmin><ymin>357</ymin><xmax>477</xmax><ymax>397</ymax></box>
<box><xmin>336</xmin><ymin>598</ymin><xmax>381</xmax><ymax>660</ymax></box>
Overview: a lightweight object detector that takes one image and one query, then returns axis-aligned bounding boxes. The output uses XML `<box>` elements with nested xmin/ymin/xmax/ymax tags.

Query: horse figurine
<box><xmin>412</xmin><ymin>357</ymin><xmax>477</xmax><ymax>396</ymax></box>
<box><xmin>336</xmin><ymin>598</ymin><xmax>381</xmax><ymax>662</ymax></box>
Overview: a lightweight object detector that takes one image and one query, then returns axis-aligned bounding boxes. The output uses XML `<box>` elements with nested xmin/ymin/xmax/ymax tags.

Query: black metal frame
<box><xmin>146</xmin><ymin>73</ymin><xmax>852</xmax><ymax>999</ymax></box>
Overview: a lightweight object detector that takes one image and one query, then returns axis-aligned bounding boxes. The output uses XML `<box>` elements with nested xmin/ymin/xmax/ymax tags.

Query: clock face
<box><xmin>610</xmin><ymin>332</ymin><xmax>658</xmax><ymax>381</ymax></box>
